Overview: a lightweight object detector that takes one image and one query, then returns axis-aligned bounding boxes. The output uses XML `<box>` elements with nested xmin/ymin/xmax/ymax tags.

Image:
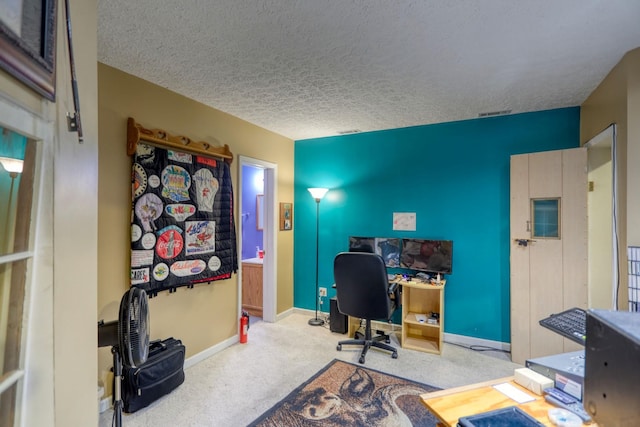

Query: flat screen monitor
<box><xmin>375</xmin><ymin>238</ymin><xmax>401</xmax><ymax>268</ymax></box>
<box><xmin>584</xmin><ymin>309</ymin><xmax>640</xmax><ymax>426</ymax></box>
<box><xmin>348</xmin><ymin>237</ymin><xmax>401</xmax><ymax>268</ymax></box>
<box><xmin>400</xmin><ymin>239</ymin><xmax>453</xmax><ymax>274</ymax></box>
<box><xmin>348</xmin><ymin>236</ymin><xmax>375</xmax><ymax>253</ymax></box>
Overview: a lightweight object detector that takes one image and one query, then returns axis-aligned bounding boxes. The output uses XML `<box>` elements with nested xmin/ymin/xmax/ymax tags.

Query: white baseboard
<box><xmin>184</xmin><ymin>334</ymin><xmax>237</xmax><ymax>369</ymax></box>
<box><xmin>292</xmin><ymin>307</ymin><xmax>328</xmax><ymax>317</ymax></box>
<box><xmin>99</xmin><ymin>334</ymin><xmax>238</xmax><ymax>413</ymax></box>
<box><xmin>276</xmin><ymin>307</ymin><xmax>296</xmax><ymax>321</ymax></box>
<box><xmin>443</xmin><ymin>332</ymin><xmax>511</xmax><ymax>352</ymax></box>
<box><xmin>292</xmin><ymin>309</ymin><xmax>509</xmax><ymax>353</ymax></box>
<box><xmin>99</xmin><ymin>396</ymin><xmax>111</xmax><ymax>413</ymax></box>
<box><xmin>294</xmin><ymin>308</ymin><xmax>400</xmax><ymax>333</ymax></box>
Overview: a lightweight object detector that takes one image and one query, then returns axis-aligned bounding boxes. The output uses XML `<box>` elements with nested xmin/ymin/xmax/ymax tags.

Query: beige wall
<box><xmin>1</xmin><ymin>0</ymin><xmax>99</xmax><ymax>425</ymax></box>
<box><xmin>581</xmin><ymin>47</ymin><xmax>640</xmax><ymax>309</ymax></box>
<box><xmin>1</xmin><ymin>4</ymin><xmax>629</xmax><ymax>417</ymax></box>
<box><xmin>97</xmin><ymin>63</ymin><xmax>295</xmax><ymax>393</ymax></box>
<box><xmin>53</xmin><ymin>1</ymin><xmax>99</xmax><ymax>425</ymax></box>
<box><xmin>627</xmin><ymin>51</ymin><xmax>640</xmax><ymax>246</ymax></box>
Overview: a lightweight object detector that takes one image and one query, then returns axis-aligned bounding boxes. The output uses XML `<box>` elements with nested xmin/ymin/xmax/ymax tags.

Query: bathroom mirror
<box><xmin>256</xmin><ymin>194</ymin><xmax>263</xmax><ymax>230</ymax></box>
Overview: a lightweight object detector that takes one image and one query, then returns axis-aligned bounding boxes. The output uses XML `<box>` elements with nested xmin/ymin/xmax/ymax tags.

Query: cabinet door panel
<box><xmin>242</xmin><ymin>263</ymin><xmax>263</xmax><ymax>317</ymax></box>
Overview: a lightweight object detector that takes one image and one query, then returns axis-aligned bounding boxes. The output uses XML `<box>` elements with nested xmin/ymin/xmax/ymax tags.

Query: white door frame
<box><xmin>0</xmin><ymin>92</ymin><xmax>55</xmax><ymax>427</ymax></box>
<box><xmin>585</xmin><ymin>124</ymin><xmax>619</xmax><ymax>309</ymax></box>
<box><xmin>238</xmin><ymin>156</ymin><xmax>278</xmax><ymax>322</ymax></box>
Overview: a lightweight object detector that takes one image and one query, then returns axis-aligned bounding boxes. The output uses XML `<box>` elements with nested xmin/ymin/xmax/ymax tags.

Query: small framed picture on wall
<box><xmin>280</xmin><ymin>202</ymin><xmax>293</xmax><ymax>230</ymax></box>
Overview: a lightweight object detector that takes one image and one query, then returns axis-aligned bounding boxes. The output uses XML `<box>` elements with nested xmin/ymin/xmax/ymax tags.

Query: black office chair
<box><xmin>334</xmin><ymin>251</ymin><xmax>399</xmax><ymax>364</ymax></box>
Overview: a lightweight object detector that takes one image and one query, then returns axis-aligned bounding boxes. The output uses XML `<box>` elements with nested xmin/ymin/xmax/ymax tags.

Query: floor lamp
<box><xmin>1</xmin><ymin>157</ymin><xmax>24</xmax><ymax>251</ymax></box>
<box><xmin>308</xmin><ymin>187</ymin><xmax>329</xmax><ymax>326</ymax></box>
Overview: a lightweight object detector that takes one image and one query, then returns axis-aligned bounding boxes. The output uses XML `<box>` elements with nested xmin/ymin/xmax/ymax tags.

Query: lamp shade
<box><xmin>0</xmin><ymin>157</ymin><xmax>23</xmax><ymax>174</ymax></box>
<box><xmin>307</xmin><ymin>188</ymin><xmax>328</xmax><ymax>200</ymax></box>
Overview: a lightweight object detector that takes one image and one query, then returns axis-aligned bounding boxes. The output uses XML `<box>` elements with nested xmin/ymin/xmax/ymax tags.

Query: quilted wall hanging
<box><xmin>127</xmin><ymin>118</ymin><xmax>238</xmax><ymax>296</ymax></box>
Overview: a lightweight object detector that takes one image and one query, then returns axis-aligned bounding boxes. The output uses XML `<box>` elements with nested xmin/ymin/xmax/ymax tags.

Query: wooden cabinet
<box><xmin>401</xmin><ymin>281</ymin><xmax>445</xmax><ymax>354</ymax></box>
<box><xmin>242</xmin><ymin>260</ymin><xmax>263</xmax><ymax>317</ymax></box>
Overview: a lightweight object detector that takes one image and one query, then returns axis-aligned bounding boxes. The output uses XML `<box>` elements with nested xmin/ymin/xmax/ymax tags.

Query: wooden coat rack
<box><xmin>127</xmin><ymin>117</ymin><xmax>233</xmax><ymax>163</ymax></box>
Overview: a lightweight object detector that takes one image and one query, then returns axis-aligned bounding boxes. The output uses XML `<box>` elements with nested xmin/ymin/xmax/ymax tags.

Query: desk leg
<box><xmin>348</xmin><ymin>316</ymin><xmax>362</xmax><ymax>338</ymax></box>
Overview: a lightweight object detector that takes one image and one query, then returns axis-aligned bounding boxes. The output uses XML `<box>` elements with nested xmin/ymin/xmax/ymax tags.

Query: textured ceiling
<box><xmin>98</xmin><ymin>1</ymin><xmax>640</xmax><ymax>141</ymax></box>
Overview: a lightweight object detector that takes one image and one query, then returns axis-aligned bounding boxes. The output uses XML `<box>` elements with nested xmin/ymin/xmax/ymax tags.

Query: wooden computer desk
<box><xmin>345</xmin><ymin>276</ymin><xmax>447</xmax><ymax>354</ymax></box>
<box><xmin>420</xmin><ymin>376</ymin><xmax>595</xmax><ymax>427</ymax></box>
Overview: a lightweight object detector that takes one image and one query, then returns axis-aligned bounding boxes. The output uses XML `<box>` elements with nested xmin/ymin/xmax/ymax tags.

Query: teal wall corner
<box><xmin>293</xmin><ymin>107</ymin><xmax>580</xmax><ymax>343</ymax></box>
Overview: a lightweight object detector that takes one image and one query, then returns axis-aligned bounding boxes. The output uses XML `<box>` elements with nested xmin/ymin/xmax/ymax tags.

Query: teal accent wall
<box><xmin>294</xmin><ymin>107</ymin><xmax>580</xmax><ymax>343</ymax></box>
<box><xmin>0</xmin><ymin>126</ymin><xmax>27</xmax><ymax>159</ymax></box>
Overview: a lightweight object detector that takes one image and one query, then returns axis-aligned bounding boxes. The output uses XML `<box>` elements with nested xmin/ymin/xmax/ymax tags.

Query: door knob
<box><xmin>514</xmin><ymin>238</ymin><xmax>536</xmax><ymax>247</ymax></box>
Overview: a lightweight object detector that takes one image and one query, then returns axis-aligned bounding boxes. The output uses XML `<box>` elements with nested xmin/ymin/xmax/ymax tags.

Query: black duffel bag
<box><xmin>121</xmin><ymin>337</ymin><xmax>186</xmax><ymax>413</ymax></box>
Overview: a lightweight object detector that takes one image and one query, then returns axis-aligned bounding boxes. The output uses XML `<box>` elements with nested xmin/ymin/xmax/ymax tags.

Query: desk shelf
<box><xmin>404</xmin><ymin>312</ymin><xmax>440</xmax><ymax>327</ymax></box>
<box><xmin>403</xmin><ymin>335</ymin><xmax>440</xmax><ymax>353</ymax></box>
<box><xmin>400</xmin><ymin>280</ymin><xmax>445</xmax><ymax>354</ymax></box>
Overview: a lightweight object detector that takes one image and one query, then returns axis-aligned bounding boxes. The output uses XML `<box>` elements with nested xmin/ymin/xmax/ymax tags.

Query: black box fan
<box><xmin>98</xmin><ymin>287</ymin><xmax>150</xmax><ymax>427</ymax></box>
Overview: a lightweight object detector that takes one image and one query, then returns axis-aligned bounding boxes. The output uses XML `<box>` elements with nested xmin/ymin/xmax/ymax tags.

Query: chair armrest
<box><xmin>388</xmin><ymin>282</ymin><xmax>400</xmax><ymax>301</ymax></box>
<box><xmin>388</xmin><ymin>281</ymin><xmax>400</xmax><ymax>314</ymax></box>
<box><xmin>388</xmin><ymin>281</ymin><xmax>398</xmax><ymax>294</ymax></box>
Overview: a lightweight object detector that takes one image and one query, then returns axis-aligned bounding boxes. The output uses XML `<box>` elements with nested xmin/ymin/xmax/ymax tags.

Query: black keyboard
<box><xmin>539</xmin><ymin>307</ymin><xmax>587</xmax><ymax>345</ymax></box>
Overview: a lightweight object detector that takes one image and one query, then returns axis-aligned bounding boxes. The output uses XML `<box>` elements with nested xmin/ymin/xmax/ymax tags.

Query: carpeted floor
<box><xmin>249</xmin><ymin>359</ymin><xmax>441</xmax><ymax>427</ymax></box>
<box><xmin>99</xmin><ymin>312</ymin><xmax>522</xmax><ymax>426</ymax></box>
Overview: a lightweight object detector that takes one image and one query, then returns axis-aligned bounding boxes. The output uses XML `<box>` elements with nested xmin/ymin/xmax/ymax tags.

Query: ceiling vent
<box><xmin>337</xmin><ymin>129</ymin><xmax>361</xmax><ymax>135</ymax></box>
<box><xmin>478</xmin><ymin>110</ymin><xmax>512</xmax><ymax>118</ymax></box>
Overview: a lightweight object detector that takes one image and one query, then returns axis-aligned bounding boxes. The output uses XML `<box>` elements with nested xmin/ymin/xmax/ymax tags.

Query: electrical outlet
<box><xmin>319</xmin><ymin>287</ymin><xmax>327</xmax><ymax>297</ymax></box>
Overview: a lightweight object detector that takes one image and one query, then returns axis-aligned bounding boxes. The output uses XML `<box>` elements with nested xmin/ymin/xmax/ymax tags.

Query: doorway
<box><xmin>585</xmin><ymin>124</ymin><xmax>617</xmax><ymax>309</ymax></box>
<box><xmin>238</xmin><ymin>156</ymin><xmax>277</xmax><ymax>323</ymax></box>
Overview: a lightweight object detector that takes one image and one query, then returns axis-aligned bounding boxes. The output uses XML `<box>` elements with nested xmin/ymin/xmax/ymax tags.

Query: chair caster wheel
<box><xmin>359</xmin><ymin>356</ymin><xmax>365</xmax><ymax>364</ymax></box>
<box><xmin>337</xmin><ymin>344</ymin><xmax>342</xmax><ymax>351</ymax></box>
<box><xmin>392</xmin><ymin>352</ymin><xmax>398</xmax><ymax>359</ymax></box>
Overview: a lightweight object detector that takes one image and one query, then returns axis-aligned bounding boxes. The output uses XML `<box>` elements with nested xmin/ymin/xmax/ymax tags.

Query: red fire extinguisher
<box><xmin>239</xmin><ymin>310</ymin><xmax>250</xmax><ymax>343</ymax></box>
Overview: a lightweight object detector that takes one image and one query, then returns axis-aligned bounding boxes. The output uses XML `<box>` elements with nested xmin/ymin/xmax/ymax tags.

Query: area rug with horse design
<box><xmin>248</xmin><ymin>359</ymin><xmax>441</xmax><ymax>427</ymax></box>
